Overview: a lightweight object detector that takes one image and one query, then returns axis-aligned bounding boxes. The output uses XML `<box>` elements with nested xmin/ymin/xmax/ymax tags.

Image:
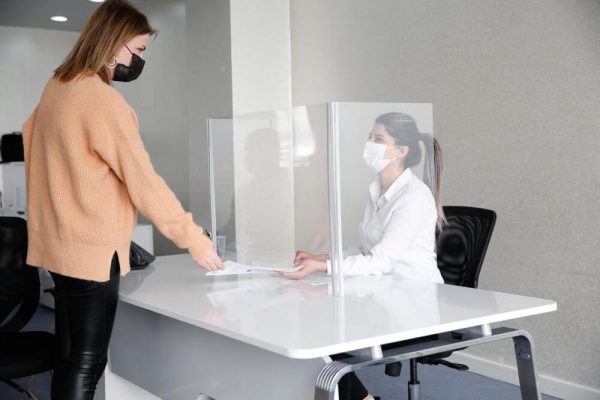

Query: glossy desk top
<box><xmin>118</xmin><ymin>254</ymin><xmax>556</xmax><ymax>359</ymax></box>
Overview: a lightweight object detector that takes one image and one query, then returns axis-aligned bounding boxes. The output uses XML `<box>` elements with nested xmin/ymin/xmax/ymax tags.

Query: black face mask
<box><xmin>112</xmin><ymin>45</ymin><xmax>145</xmax><ymax>82</ymax></box>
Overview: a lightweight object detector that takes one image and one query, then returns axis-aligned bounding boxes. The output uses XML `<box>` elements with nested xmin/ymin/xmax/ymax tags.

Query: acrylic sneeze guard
<box><xmin>208</xmin><ymin>102</ymin><xmax>435</xmax><ymax>296</ymax></box>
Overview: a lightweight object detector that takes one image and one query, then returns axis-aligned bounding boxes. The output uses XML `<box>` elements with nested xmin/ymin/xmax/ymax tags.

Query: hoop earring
<box><xmin>105</xmin><ymin>57</ymin><xmax>118</xmax><ymax>69</ymax></box>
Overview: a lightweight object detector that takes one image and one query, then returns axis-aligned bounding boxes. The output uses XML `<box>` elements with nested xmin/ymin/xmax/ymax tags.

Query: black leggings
<box><xmin>50</xmin><ymin>253</ymin><xmax>120</xmax><ymax>400</ymax></box>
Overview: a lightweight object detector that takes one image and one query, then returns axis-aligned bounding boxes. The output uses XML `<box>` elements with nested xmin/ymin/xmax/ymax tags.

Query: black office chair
<box><xmin>384</xmin><ymin>206</ymin><xmax>497</xmax><ymax>399</ymax></box>
<box><xmin>434</xmin><ymin>206</ymin><xmax>497</xmax><ymax>288</ymax></box>
<box><xmin>0</xmin><ymin>216</ymin><xmax>56</xmax><ymax>399</ymax></box>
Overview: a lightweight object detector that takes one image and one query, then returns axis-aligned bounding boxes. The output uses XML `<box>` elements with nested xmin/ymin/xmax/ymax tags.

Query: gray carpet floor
<box><xmin>1</xmin><ymin>306</ymin><xmax>562</xmax><ymax>400</ymax></box>
<box><xmin>356</xmin><ymin>364</ymin><xmax>561</xmax><ymax>400</ymax></box>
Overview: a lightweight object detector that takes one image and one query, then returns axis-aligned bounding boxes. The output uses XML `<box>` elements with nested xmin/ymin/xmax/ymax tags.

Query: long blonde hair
<box><xmin>54</xmin><ymin>0</ymin><xmax>156</xmax><ymax>84</ymax></box>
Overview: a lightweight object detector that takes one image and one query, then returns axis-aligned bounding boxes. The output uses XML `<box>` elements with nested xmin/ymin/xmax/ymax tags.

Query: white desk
<box><xmin>106</xmin><ymin>254</ymin><xmax>556</xmax><ymax>400</ymax></box>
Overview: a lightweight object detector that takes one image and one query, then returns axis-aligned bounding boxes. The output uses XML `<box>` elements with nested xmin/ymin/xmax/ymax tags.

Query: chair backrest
<box><xmin>0</xmin><ymin>216</ymin><xmax>40</xmax><ymax>333</ymax></box>
<box><xmin>436</xmin><ymin>206</ymin><xmax>496</xmax><ymax>288</ymax></box>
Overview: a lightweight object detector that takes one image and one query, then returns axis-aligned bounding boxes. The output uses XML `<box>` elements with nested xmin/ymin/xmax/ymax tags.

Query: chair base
<box><xmin>422</xmin><ymin>357</ymin><xmax>469</xmax><ymax>371</ymax></box>
<box><xmin>0</xmin><ymin>331</ymin><xmax>55</xmax><ymax>378</ymax></box>
<box><xmin>408</xmin><ymin>382</ymin><xmax>420</xmax><ymax>400</ymax></box>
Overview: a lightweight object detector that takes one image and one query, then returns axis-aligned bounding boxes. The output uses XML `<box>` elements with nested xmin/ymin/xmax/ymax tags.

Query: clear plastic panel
<box><xmin>291</xmin><ymin>104</ymin><xmax>330</xmax><ymax>256</ymax></box>
<box><xmin>207</xmin><ymin>118</ymin><xmax>236</xmax><ymax>258</ymax></box>
<box><xmin>208</xmin><ymin>106</ymin><xmax>330</xmax><ymax>268</ymax></box>
<box><xmin>208</xmin><ymin>103</ymin><xmax>435</xmax><ymax>295</ymax></box>
<box><xmin>335</xmin><ymin>103</ymin><xmax>436</xmax><ymax>284</ymax></box>
<box><xmin>336</xmin><ymin>103</ymin><xmax>434</xmax><ymax>250</ymax></box>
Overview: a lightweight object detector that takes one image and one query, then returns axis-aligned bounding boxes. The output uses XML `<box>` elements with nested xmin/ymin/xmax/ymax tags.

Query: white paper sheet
<box><xmin>206</xmin><ymin>260</ymin><xmax>301</xmax><ymax>276</ymax></box>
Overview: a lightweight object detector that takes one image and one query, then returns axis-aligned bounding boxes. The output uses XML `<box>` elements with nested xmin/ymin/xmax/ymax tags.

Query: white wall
<box><xmin>185</xmin><ymin>0</ymin><xmax>233</xmax><ymax>231</ymax></box>
<box><xmin>228</xmin><ymin>0</ymin><xmax>295</xmax><ymax>265</ymax></box>
<box><xmin>290</xmin><ymin>0</ymin><xmax>600</xmax><ymax>394</ymax></box>
<box><xmin>0</xmin><ymin>26</ymin><xmax>78</xmax><ymax>133</ymax></box>
<box><xmin>230</xmin><ymin>0</ymin><xmax>292</xmax><ymax>115</ymax></box>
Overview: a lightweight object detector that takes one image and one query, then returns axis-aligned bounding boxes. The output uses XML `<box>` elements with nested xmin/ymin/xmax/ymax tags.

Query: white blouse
<box><xmin>329</xmin><ymin>168</ymin><xmax>443</xmax><ymax>283</ymax></box>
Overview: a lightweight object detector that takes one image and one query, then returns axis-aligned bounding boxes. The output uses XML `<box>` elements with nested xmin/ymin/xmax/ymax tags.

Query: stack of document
<box><xmin>206</xmin><ymin>260</ymin><xmax>301</xmax><ymax>276</ymax></box>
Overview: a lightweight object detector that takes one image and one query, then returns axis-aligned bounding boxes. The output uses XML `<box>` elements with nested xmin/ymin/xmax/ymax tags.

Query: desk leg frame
<box><xmin>314</xmin><ymin>327</ymin><xmax>540</xmax><ymax>400</ymax></box>
<box><xmin>514</xmin><ymin>334</ymin><xmax>539</xmax><ymax>399</ymax></box>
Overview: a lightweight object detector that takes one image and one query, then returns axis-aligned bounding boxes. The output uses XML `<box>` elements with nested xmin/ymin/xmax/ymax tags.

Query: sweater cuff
<box><xmin>188</xmin><ymin>234</ymin><xmax>213</xmax><ymax>261</ymax></box>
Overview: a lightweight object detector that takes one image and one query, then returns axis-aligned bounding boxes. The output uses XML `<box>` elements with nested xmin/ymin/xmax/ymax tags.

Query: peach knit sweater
<box><xmin>21</xmin><ymin>73</ymin><xmax>212</xmax><ymax>282</ymax></box>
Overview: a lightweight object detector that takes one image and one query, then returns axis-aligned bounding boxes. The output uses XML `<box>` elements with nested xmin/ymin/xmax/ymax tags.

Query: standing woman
<box><xmin>21</xmin><ymin>1</ymin><xmax>223</xmax><ymax>399</ymax></box>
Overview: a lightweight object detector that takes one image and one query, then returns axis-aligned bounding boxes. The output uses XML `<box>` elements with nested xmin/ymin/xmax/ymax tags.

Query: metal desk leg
<box><xmin>314</xmin><ymin>361</ymin><xmax>349</xmax><ymax>400</ymax></box>
<box><xmin>513</xmin><ymin>334</ymin><xmax>541</xmax><ymax>400</ymax></box>
<box><xmin>313</xmin><ymin>328</ymin><xmax>543</xmax><ymax>400</ymax></box>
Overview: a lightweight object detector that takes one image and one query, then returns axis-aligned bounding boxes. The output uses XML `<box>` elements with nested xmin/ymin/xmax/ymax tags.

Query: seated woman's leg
<box><xmin>330</xmin><ymin>353</ymin><xmax>370</xmax><ymax>400</ymax></box>
<box><xmin>338</xmin><ymin>372</ymin><xmax>370</xmax><ymax>400</ymax></box>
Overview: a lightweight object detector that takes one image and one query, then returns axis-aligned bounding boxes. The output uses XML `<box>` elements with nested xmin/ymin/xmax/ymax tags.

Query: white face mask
<box><xmin>363</xmin><ymin>142</ymin><xmax>399</xmax><ymax>173</ymax></box>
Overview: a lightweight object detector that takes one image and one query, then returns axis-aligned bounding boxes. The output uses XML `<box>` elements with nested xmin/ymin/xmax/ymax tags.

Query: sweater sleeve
<box><xmin>89</xmin><ymin>83</ymin><xmax>212</xmax><ymax>261</ymax></box>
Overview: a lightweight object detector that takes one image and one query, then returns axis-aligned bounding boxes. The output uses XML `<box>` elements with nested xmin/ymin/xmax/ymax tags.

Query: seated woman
<box><xmin>283</xmin><ymin>111</ymin><xmax>444</xmax><ymax>282</ymax></box>
<box><xmin>282</xmin><ymin>111</ymin><xmax>445</xmax><ymax>400</ymax></box>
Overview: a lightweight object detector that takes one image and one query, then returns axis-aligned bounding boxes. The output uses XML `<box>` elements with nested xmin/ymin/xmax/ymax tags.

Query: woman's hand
<box><xmin>195</xmin><ymin>248</ymin><xmax>224</xmax><ymax>272</ymax></box>
<box><xmin>281</xmin><ymin>259</ymin><xmax>327</xmax><ymax>280</ymax></box>
<box><xmin>294</xmin><ymin>251</ymin><xmax>330</xmax><ymax>264</ymax></box>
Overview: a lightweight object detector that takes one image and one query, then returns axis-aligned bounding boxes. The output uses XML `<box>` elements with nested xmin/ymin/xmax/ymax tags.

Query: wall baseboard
<box><xmin>447</xmin><ymin>352</ymin><xmax>600</xmax><ymax>400</ymax></box>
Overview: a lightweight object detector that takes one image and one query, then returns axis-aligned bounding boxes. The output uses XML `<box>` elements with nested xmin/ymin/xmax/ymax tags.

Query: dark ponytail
<box><xmin>375</xmin><ymin>112</ymin><xmax>445</xmax><ymax>229</ymax></box>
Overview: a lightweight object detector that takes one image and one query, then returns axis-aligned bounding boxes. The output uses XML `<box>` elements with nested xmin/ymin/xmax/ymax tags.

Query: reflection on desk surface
<box><xmin>118</xmin><ymin>254</ymin><xmax>556</xmax><ymax>359</ymax></box>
